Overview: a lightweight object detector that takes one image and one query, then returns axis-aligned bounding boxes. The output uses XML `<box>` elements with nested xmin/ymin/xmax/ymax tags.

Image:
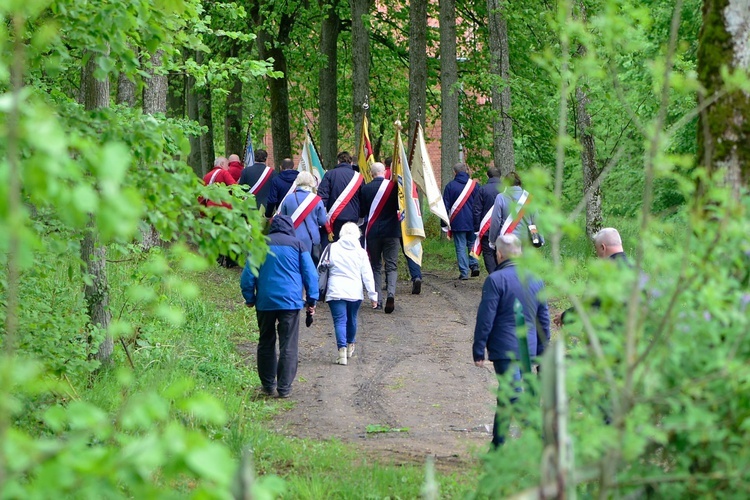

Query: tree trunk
<box><xmin>116</xmin><ymin>73</ymin><xmax>136</xmax><ymax>107</ymax></box>
<box><xmin>487</xmin><ymin>0</ymin><xmax>515</xmax><ymax>175</ymax></box>
<box><xmin>440</xmin><ymin>0</ymin><xmax>459</xmax><ymax>187</ymax></box>
<box><xmin>225</xmin><ymin>75</ymin><xmax>244</xmax><ymax>157</ymax></box>
<box><xmin>319</xmin><ymin>0</ymin><xmax>340</xmax><ymax>170</ymax></box>
<box><xmin>196</xmin><ymin>51</ymin><xmax>214</xmax><ymax>175</ymax></box>
<box><xmin>142</xmin><ymin>49</ymin><xmax>167</xmax><ymax>115</ymax></box>
<box><xmin>576</xmin><ymin>83</ymin><xmax>602</xmax><ymax>238</ymax></box>
<box><xmin>350</xmin><ymin>0</ymin><xmax>371</xmax><ymax>155</ymax></box>
<box><xmin>167</xmin><ymin>70</ymin><xmax>185</xmax><ymax>119</ymax></box>
<box><xmin>697</xmin><ymin>0</ymin><xmax>750</xmax><ymax>196</ymax></box>
<box><xmin>186</xmin><ymin>63</ymin><xmax>203</xmax><ymax>176</ymax></box>
<box><xmin>409</xmin><ymin>0</ymin><xmax>428</xmax><ymax>139</ymax></box>
<box><xmin>81</xmin><ymin>52</ymin><xmax>114</xmax><ymax>365</ymax></box>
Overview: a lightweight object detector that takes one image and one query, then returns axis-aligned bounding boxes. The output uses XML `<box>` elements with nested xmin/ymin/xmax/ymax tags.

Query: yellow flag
<box><xmin>357</xmin><ymin>114</ymin><xmax>375</xmax><ymax>183</ymax></box>
<box><xmin>391</xmin><ymin>124</ymin><xmax>425</xmax><ymax>265</ymax></box>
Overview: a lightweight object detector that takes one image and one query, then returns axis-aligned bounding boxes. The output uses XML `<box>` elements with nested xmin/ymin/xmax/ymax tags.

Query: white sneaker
<box><xmin>347</xmin><ymin>343</ymin><xmax>355</xmax><ymax>358</ymax></box>
<box><xmin>335</xmin><ymin>347</ymin><xmax>348</xmax><ymax>365</ymax></box>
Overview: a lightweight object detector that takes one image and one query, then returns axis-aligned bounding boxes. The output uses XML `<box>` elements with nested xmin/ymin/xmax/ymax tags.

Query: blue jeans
<box><xmin>452</xmin><ymin>231</ymin><xmax>479</xmax><ymax>278</ymax></box>
<box><xmin>328</xmin><ymin>299</ymin><xmax>362</xmax><ymax>349</ymax></box>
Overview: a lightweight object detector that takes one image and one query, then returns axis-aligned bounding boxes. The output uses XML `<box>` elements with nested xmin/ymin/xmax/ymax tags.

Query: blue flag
<box><xmin>244</xmin><ymin>127</ymin><xmax>255</xmax><ymax>168</ymax></box>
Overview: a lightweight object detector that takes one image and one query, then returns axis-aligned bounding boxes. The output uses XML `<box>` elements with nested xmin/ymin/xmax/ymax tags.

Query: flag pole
<box><xmin>241</xmin><ymin>115</ymin><xmax>254</xmax><ymax>165</ymax></box>
<box><xmin>305</xmin><ymin>122</ymin><xmax>323</xmax><ymax>168</ymax></box>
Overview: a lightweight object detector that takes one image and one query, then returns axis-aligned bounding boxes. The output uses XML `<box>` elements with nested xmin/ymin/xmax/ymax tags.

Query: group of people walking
<box><xmin>225</xmin><ymin>149</ymin><xmax>628</xmax><ymax>449</ymax></box>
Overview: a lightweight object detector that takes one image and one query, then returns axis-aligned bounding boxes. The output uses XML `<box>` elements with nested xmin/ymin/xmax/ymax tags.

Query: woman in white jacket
<box><xmin>321</xmin><ymin>222</ymin><xmax>378</xmax><ymax>365</ymax></box>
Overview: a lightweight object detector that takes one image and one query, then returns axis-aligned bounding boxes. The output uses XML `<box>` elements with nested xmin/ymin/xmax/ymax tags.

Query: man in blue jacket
<box><xmin>442</xmin><ymin>163</ymin><xmax>481</xmax><ymax>279</ymax></box>
<box><xmin>265</xmin><ymin>158</ymin><xmax>299</xmax><ymax>218</ymax></box>
<box><xmin>317</xmin><ymin>151</ymin><xmax>363</xmax><ymax>240</ymax></box>
<box><xmin>473</xmin><ymin>167</ymin><xmax>502</xmax><ymax>274</ymax></box>
<box><xmin>241</xmin><ymin>215</ymin><xmax>318</xmax><ymax>398</ymax></box>
<box><xmin>239</xmin><ymin>149</ymin><xmax>275</xmax><ymax>210</ymax></box>
<box><xmin>473</xmin><ymin>234</ymin><xmax>551</xmax><ymax>448</ymax></box>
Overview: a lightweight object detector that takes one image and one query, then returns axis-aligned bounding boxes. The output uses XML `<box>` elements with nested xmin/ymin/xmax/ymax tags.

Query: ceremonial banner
<box><xmin>392</xmin><ymin>126</ymin><xmax>425</xmax><ymax>266</ymax></box>
<box><xmin>409</xmin><ymin>122</ymin><xmax>450</xmax><ymax>227</ymax></box>
<box><xmin>298</xmin><ymin>127</ymin><xmax>325</xmax><ymax>185</ymax></box>
<box><xmin>243</xmin><ymin>124</ymin><xmax>255</xmax><ymax>169</ymax></box>
<box><xmin>357</xmin><ymin>114</ymin><xmax>375</xmax><ymax>183</ymax></box>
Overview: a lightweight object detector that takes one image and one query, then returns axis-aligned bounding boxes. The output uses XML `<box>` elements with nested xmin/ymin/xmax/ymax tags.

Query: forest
<box><xmin>1</xmin><ymin>0</ymin><xmax>749</xmax><ymax>497</ymax></box>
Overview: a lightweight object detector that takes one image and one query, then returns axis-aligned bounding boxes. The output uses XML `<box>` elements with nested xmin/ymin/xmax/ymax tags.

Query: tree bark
<box><xmin>167</xmin><ymin>70</ymin><xmax>185</xmax><ymax>119</ymax></box>
<box><xmin>487</xmin><ymin>0</ymin><xmax>515</xmax><ymax>175</ymax></box>
<box><xmin>440</xmin><ymin>0</ymin><xmax>459</xmax><ymax>187</ymax></box>
<box><xmin>142</xmin><ymin>49</ymin><xmax>167</xmax><ymax>115</ymax></box>
<box><xmin>351</xmin><ymin>0</ymin><xmax>371</xmax><ymax>156</ymax></box>
<box><xmin>409</xmin><ymin>0</ymin><xmax>428</xmax><ymax>139</ymax></box>
<box><xmin>576</xmin><ymin>84</ymin><xmax>602</xmax><ymax>238</ymax></box>
<box><xmin>81</xmin><ymin>51</ymin><xmax>114</xmax><ymax>365</ymax></box>
<box><xmin>186</xmin><ymin>62</ymin><xmax>203</xmax><ymax>176</ymax></box>
<box><xmin>697</xmin><ymin>0</ymin><xmax>750</xmax><ymax>196</ymax></box>
<box><xmin>319</xmin><ymin>0</ymin><xmax>341</xmax><ymax>170</ymax></box>
<box><xmin>116</xmin><ymin>73</ymin><xmax>136</xmax><ymax>107</ymax></box>
<box><xmin>225</xmin><ymin>75</ymin><xmax>244</xmax><ymax>157</ymax></box>
<box><xmin>196</xmin><ymin>51</ymin><xmax>215</xmax><ymax>175</ymax></box>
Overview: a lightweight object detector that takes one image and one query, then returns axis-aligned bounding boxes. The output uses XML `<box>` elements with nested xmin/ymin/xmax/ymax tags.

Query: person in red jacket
<box><xmin>227</xmin><ymin>154</ymin><xmax>243</xmax><ymax>182</ymax></box>
<box><xmin>201</xmin><ymin>157</ymin><xmax>237</xmax><ymax>209</ymax></box>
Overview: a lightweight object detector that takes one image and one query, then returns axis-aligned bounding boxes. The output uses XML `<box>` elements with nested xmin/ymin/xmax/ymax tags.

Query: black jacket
<box><xmin>317</xmin><ymin>163</ymin><xmax>362</xmax><ymax>223</ymax></box>
<box><xmin>239</xmin><ymin>162</ymin><xmax>275</xmax><ymax>209</ymax></box>
<box><xmin>473</xmin><ymin>177</ymin><xmax>502</xmax><ymax>232</ymax></box>
<box><xmin>360</xmin><ymin>177</ymin><xmax>400</xmax><ymax>239</ymax></box>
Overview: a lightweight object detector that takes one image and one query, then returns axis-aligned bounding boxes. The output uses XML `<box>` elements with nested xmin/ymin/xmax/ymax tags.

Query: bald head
<box><xmin>281</xmin><ymin>158</ymin><xmax>295</xmax><ymax>170</ymax></box>
<box><xmin>228</xmin><ymin>154</ymin><xmax>240</xmax><ymax>163</ymax></box>
<box><xmin>370</xmin><ymin>162</ymin><xmax>386</xmax><ymax>177</ymax></box>
<box><xmin>593</xmin><ymin>227</ymin><xmax>623</xmax><ymax>258</ymax></box>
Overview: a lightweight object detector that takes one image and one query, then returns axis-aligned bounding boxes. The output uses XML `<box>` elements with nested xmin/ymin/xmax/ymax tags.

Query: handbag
<box><xmin>317</xmin><ymin>244</ymin><xmax>332</xmax><ymax>299</ymax></box>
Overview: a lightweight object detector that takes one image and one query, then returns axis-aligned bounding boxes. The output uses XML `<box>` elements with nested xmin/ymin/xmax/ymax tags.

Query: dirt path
<box><xmin>268</xmin><ymin>271</ymin><xmax>500</xmax><ymax>469</ymax></box>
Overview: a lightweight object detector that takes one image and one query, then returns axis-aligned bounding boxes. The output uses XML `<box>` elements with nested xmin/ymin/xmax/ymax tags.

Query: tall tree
<box><xmin>142</xmin><ymin>49</ymin><xmax>167</xmax><ymax>115</ymax></box>
<box><xmin>486</xmin><ymin>0</ymin><xmax>514</xmax><ymax>175</ymax></box>
<box><xmin>196</xmin><ymin>50</ymin><xmax>215</xmax><ymax>174</ymax></box>
<box><xmin>186</xmin><ymin>67</ymin><xmax>203</xmax><ymax>176</ymax></box>
<box><xmin>351</xmin><ymin>0</ymin><xmax>371</xmax><ymax>155</ymax></box>
<box><xmin>440</xmin><ymin>0</ymin><xmax>459</xmax><ymax>187</ymax></box>
<box><xmin>697</xmin><ymin>0</ymin><xmax>750</xmax><ymax>197</ymax></box>
<box><xmin>408</xmin><ymin>0</ymin><xmax>428</xmax><ymax>138</ymax></box>
<box><xmin>252</xmin><ymin>6</ymin><xmax>295</xmax><ymax>166</ymax></box>
<box><xmin>319</xmin><ymin>0</ymin><xmax>341</xmax><ymax>169</ymax></box>
<box><xmin>116</xmin><ymin>73</ymin><xmax>136</xmax><ymax>106</ymax></box>
<box><xmin>224</xmin><ymin>43</ymin><xmax>244</xmax><ymax>156</ymax></box>
<box><xmin>81</xmin><ymin>51</ymin><xmax>114</xmax><ymax>364</ymax></box>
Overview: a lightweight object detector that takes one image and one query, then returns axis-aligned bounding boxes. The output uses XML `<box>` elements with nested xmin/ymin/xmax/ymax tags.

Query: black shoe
<box><xmin>411</xmin><ymin>278</ymin><xmax>422</xmax><ymax>295</ymax></box>
<box><xmin>458</xmin><ymin>275</ymin><xmax>469</xmax><ymax>280</ymax></box>
<box><xmin>471</xmin><ymin>268</ymin><xmax>480</xmax><ymax>277</ymax></box>
<box><xmin>276</xmin><ymin>392</ymin><xmax>291</xmax><ymax>399</ymax></box>
<box><xmin>385</xmin><ymin>295</ymin><xmax>395</xmax><ymax>314</ymax></box>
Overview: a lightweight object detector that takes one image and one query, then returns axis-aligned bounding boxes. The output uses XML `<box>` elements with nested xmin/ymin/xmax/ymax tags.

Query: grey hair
<box><xmin>296</xmin><ymin>171</ymin><xmax>316</xmax><ymax>189</ymax></box>
<box><xmin>495</xmin><ymin>234</ymin><xmax>522</xmax><ymax>258</ymax></box>
<box><xmin>593</xmin><ymin>227</ymin><xmax>622</xmax><ymax>247</ymax></box>
<box><xmin>214</xmin><ymin>156</ymin><xmax>227</xmax><ymax>168</ymax></box>
<box><xmin>339</xmin><ymin>222</ymin><xmax>361</xmax><ymax>240</ymax></box>
<box><xmin>453</xmin><ymin>162</ymin><xmax>467</xmax><ymax>174</ymax></box>
<box><xmin>370</xmin><ymin>162</ymin><xmax>386</xmax><ymax>177</ymax></box>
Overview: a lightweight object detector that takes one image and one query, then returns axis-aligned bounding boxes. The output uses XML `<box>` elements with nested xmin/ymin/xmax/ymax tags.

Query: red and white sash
<box><xmin>471</xmin><ymin>206</ymin><xmax>494</xmax><ymax>257</ymax></box>
<box><xmin>249</xmin><ymin>165</ymin><xmax>273</xmax><ymax>195</ymax></box>
<box><xmin>290</xmin><ymin>192</ymin><xmax>322</xmax><ymax>229</ymax></box>
<box><xmin>500</xmin><ymin>189</ymin><xmax>531</xmax><ymax>235</ymax></box>
<box><xmin>325</xmin><ymin>172</ymin><xmax>363</xmax><ymax>233</ymax></box>
<box><xmin>207</xmin><ymin>168</ymin><xmax>222</xmax><ymax>185</ymax></box>
<box><xmin>364</xmin><ymin>179</ymin><xmax>396</xmax><ymax>243</ymax></box>
<box><xmin>444</xmin><ymin>179</ymin><xmax>477</xmax><ymax>238</ymax></box>
<box><xmin>274</xmin><ymin>181</ymin><xmax>299</xmax><ymax>216</ymax></box>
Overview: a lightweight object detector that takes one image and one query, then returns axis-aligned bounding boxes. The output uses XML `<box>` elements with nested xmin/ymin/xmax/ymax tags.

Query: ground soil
<box><xmin>253</xmin><ymin>271</ymin><xmax>504</xmax><ymax>471</ymax></box>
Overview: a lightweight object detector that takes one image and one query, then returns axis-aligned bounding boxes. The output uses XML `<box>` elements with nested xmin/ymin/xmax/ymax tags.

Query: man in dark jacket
<box><xmin>265</xmin><ymin>158</ymin><xmax>299</xmax><ymax>217</ymax></box>
<box><xmin>240</xmin><ymin>215</ymin><xmax>318</xmax><ymax>398</ymax></box>
<box><xmin>473</xmin><ymin>167</ymin><xmax>502</xmax><ymax>274</ymax></box>
<box><xmin>442</xmin><ymin>163</ymin><xmax>480</xmax><ymax>280</ymax></box>
<box><xmin>239</xmin><ymin>149</ymin><xmax>275</xmax><ymax>210</ymax></box>
<box><xmin>473</xmin><ymin>233</ymin><xmax>551</xmax><ymax>448</ymax></box>
<box><xmin>360</xmin><ymin>162</ymin><xmax>400</xmax><ymax>313</ymax></box>
<box><xmin>317</xmin><ymin>151</ymin><xmax>363</xmax><ymax>240</ymax></box>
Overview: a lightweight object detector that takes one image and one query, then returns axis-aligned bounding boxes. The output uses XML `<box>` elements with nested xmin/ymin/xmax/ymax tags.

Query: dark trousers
<box><xmin>367</xmin><ymin>236</ymin><xmax>399</xmax><ymax>304</ymax></box>
<box><xmin>256</xmin><ymin>309</ymin><xmax>300</xmax><ymax>396</ymax></box>
<box><xmin>492</xmin><ymin>359</ymin><xmax>523</xmax><ymax>448</ymax></box>
<box><xmin>481</xmin><ymin>235</ymin><xmax>498</xmax><ymax>274</ymax></box>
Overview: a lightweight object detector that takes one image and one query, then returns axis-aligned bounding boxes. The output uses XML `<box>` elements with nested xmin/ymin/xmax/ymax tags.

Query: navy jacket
<box><xmin>317</xmin><ymin>163</ymin><xmax>362</xmax><ymax>223</ymax></box>
<box><xmin>473</xmin><ymin>260</ymin><xmax>550</xmax><ymax>362</ymax></box>
<box><xmin>265</xmin><ymin>169</ymin><xmax>299</xmax><ymax>217</ymax></box>
<box><xmin>442</xmin><ymin>172</ymin><xmax>479</xmax><ymax>232</ymax></box>
<box><xmin>360</xmin><ymin>177</ymin><xmax>400</xmax><ymax>239</ymax></box>
<box><xmin>239</xmin><ymin>162</ymin><xmax>275</xmax><ymax>209</ymax></box>
<box><xmin>473</xmin><ymin>177</ymin><xmax>502</xmax><ymax>232</ymax></box>
<box><xmin>240</xmin><ymin>215</ymin><xmax>318</xmax><ymax>311</ymax></box>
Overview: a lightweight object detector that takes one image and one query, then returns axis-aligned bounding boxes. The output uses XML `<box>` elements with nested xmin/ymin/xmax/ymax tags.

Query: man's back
<box><xmin>360</xmin><ymin>178</ymin><xmax>400</xmax><ymax>239</ymax></box>
<box><xmin>443</xmin><ymin>171</ymin><xmax>478</xmax><ymax>232</ymax></box>
<box><xmin>474</xmin><ymin>177</ymin><xmax>501</xmax><ymax>231</ymax></box>
<box><xmin>318</xmin><ymin>163</ymin><xmax>360</xmax><ymax>222</ymax></box>
<box><xmin>239</xmin><ymin>162</ymin><xmax>275</xmax><ymax>208</ymax></box>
